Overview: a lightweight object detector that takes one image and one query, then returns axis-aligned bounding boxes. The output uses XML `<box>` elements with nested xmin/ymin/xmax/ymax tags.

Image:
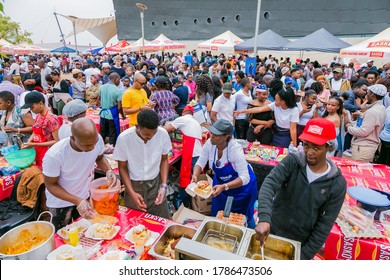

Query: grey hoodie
<box><xmin>258</xmin><ymin>152</ymin><xmax>346</xmax><ymax>259</ymax></box>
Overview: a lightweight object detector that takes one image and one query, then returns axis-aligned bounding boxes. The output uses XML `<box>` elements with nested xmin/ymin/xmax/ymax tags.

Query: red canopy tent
<box><xmin>105</xmin><ymin>40</ymin><xmax>131</xmax><ymax>53</ymax></box>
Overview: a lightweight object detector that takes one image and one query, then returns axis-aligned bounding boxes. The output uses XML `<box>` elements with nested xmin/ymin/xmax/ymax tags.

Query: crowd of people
<box><xmin>1</xmin><ymin>50</ymin><xmax>389</xmax><ymax>259</ymax></box>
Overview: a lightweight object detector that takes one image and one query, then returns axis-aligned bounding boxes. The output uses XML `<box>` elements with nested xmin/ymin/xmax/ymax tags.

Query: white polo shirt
<box><xmin>42</xmin><ymin>136</ymin><xmax>104</xmax><ymax>208</ymax></box>
<box><xmin>211</xmin><ymin>94</ymin><xmax>236</xmax><ymax>125</ymax></box>
<box><xmin>113</xmin><ymin>127</ymin><xmax>172</xmax><ymax>181</ymax></box>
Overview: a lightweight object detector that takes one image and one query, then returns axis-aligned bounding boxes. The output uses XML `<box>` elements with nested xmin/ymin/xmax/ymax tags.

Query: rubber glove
<box><xmin>106</xmin><ymin>170</ymin><xmax>117</xmax><ymax>188</ymax></box>
<box><xmin>76</xmin><ymin>199</ymin><xmax>96</xmax><ymax>219</ymax></box>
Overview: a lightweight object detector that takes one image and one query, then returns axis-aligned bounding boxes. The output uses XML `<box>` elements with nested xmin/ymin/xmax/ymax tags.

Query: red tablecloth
<box><xmin>245</xmin><ymin>144</ymin><xmax>390</xmax><ymax>260</ymax></box>
<box><xmin>0</xmin><ymin>157</ymin><xmax>22</xmax><ymax>202</ymax></box>
<box><xmin>54</xmin><ymin>207</ymin><xmax>172</xmax><ymax>259</ymax></box>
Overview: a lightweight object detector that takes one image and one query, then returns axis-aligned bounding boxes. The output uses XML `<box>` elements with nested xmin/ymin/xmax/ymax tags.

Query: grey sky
<box><xmin>4</xmin><ymin>0</ymin><xmax>118</xmax><ymax>46</ymax></box>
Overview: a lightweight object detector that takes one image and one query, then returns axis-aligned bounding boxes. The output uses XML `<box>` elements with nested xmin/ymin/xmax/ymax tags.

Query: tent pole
<box><xmin>253</xmin><ymin>0</ymin><xmax>262</xmax><ymax>57</ymax></box>
<box><xmin>72</xmin><ymin>21</ymin><xmax>78</xmax><ymax>53</ymax></box>
<box><xmin>53</xmin><ymin>11</ymin><xmax>67</xmax><ymax>49</ymax></box>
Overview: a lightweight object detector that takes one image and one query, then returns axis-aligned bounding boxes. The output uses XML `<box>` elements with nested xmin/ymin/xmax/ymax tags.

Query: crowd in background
<box><xmin>0</xmin><ymin>50</ymin><xmax>389</xmax><ymax>166</ymax></box>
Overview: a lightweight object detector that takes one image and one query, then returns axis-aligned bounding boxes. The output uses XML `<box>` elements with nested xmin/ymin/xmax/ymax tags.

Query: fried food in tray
<box><xmin>4</xmin><ymin>229</ymin><xmax>46</xmax><ymax>255</ymax></box>
<box><xmin>162</xmin><ymin>237</ymin><xmax>182</xmax><ymax>259</ymax></box>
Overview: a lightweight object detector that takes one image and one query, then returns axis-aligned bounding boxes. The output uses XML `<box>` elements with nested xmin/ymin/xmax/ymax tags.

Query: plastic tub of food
<box><xmin>89</xmin><ymin>177</ymin><xmax>121</xmax><ymax>216</ymax></box>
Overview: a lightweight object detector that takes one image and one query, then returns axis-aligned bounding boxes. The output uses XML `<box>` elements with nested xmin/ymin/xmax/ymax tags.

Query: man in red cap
<box><xmin>255</xmin><ymin>118</ymin><xmax>346</xmax><ymax>260</ymax></box>
<box><xmin>164</xmin><ymin>105</ymin><xmax>203</xmax><ymax>209</ymax></box>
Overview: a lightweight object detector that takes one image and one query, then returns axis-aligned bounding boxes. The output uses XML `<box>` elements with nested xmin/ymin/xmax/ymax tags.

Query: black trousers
<box><xmin>235</xmin><ymin>119</ymin><xmax>249</xmax><ymax>140</ymax></box>
<box><xmin>378</xmin><ymin>139</ymin><xmax>390</xmax><ymax>166</ymax></box>
<box><xmin>246</xmin><ymin>125</ymin><xmax>273</xmax><ymax>145</ymax></box>
<box><xmin>99</xmin><ymin>118</ymin><xmax>117</xmax><ymax>145</ymax></box>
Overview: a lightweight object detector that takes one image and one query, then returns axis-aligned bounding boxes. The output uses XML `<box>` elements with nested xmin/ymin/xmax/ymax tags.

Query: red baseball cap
<box><xmin>182</xmin><ymin>105</ymin><xmax>194</xmax><ymax>115</ymax></box>
<box><xmin>299</xmin><ymin>118</ymin><xmax>336</xmax><ymax>146</ymax></box>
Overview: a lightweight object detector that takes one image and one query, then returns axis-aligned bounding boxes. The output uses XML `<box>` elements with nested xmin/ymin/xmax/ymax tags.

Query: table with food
<box><xmin>243</xmin><ymin>141</ymin><xmax>390</xmax><ymax>260</ymax></box>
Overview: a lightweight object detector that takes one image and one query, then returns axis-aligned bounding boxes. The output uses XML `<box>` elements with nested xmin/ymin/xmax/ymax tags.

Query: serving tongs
<box><xmin>219</xmin><ymin>196</ymin><xmax>234</xmax><ymax>235</ymax></box>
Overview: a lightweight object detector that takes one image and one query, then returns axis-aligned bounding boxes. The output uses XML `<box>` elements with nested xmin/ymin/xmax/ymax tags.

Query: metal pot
<box><xmin>0</xmin><ymin>211</ymin><xmax>55</xmax><ymax>260</ymax></box>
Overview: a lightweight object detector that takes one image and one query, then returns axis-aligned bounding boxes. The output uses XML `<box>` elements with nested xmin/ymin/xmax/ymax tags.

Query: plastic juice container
<box><xmin>68</xmin><ymin>227</ymin><xmax>79</xmax><ymax>246</ymax></box>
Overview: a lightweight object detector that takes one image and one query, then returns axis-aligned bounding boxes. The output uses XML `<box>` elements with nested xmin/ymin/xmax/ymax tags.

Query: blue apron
<box><xmin>99</xmin><ymin>105</ymin><xmax>121</xmax><ymax>140</ymax></box>
<box><xmin>211</xmin><ymin>143</ymin><xmax>258</xmax><ymax>228</ymax></box>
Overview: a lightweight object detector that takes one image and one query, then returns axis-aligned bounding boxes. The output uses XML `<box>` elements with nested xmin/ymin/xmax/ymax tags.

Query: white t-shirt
<box><xmin>268</xmin><ymin>102</ymin><xmax>299</xmax><ymax>129</ymax></box>
<box><xmin>170</xmin><ymin>115</ymin><xmax>202</xmax><ymax>157</ymax></box>
<box><xmin>40</xmin><ymin>66</ymin><xmax>52</xmax><ymax>90</ymax></box>
<box><xmin>58</xmin><ymin>120</ymin><xmax>72</xmax><ymax>140</ymax></box>
<box><xmin>42</xmin><ymin>136</ymin><xmax>105</xmax><ymax>208</ymax></box>
<box><xmin>196</xmin><ymin>139</ymin><xmax>250</xmax><ymax>186</ymax></box>
<box><xmin>211</xmin><ymin>94</ymin><xmax>236</xmax><ymax>125</ymax></box>
<box><xmin>113</xmin><ymin>127</ymin><xmax>172</xmax><ymax>181</ymax></box>
<box><xmin>306</xmin><ymin>162</ymin><xmax>331</xmax><ymax>183</ymax></box>
<box><xmin>297</xmin><ymin>102</ymin><xmax>316</xmax><ymax>126</ymax></box>
<box><xmin>234</xmin><ymin>89</ymin><xmax>253</xmax><ymax>120</ymax></box>
<box><xmin>331</xmin><ymin>79</ymin><xmax>342</xmax><ymax>92</ymax></box>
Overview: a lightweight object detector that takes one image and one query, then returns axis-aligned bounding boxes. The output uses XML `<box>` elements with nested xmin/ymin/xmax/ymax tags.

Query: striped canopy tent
<box><xmin>13</xmin><ymin>44</ymin><xmax>49</xmax><ymax>55</ymax></box>
<box><xmin>340</xmin><ymin>27</ymin><xmax>390</xmax><ymax>59</ymax></box>
<box><xmin>122</xmin><ymin>38</ymin><xmax>150</xmax><ymax>53</ymax></box>
<box><xmin>198</xmin><ymin>30</ymin><xmax>243</xmax><ymax>54</ymax></box>
<box><xmin>105</xmin><ymin>40</ymin><xmax>131</xmax><ymax>53</ymax></box>
<box><xmin>145</xmin><ymin>34</ymin><xmax>186</xmax><ymax>52</ymax></box>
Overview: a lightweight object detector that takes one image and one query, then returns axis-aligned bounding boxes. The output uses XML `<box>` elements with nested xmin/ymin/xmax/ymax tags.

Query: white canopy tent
<box><xmin>122</xmin><ymin>38</ymin><xmax>150</xmax><ymax>53</ymax></box>
<box><xmin>198</xmin><ymin>30</ymin><xmax>243</xmax><ymax>53</ymax></box>
<box><xmin>144</xmin><ymin>34</ymin><xmax>186</xmax><ymax>52</ymax></box>
<box><xmin>340</xmin><ymin>27</ymin><xmax>390</xmax><ymax>59</ymax></box>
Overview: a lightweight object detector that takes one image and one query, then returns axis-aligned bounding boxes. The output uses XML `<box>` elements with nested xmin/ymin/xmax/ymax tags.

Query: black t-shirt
<box><xmin>110</xmin><ymin>66</ymin><xmax>126</xmax><ymax>78</ymax></box>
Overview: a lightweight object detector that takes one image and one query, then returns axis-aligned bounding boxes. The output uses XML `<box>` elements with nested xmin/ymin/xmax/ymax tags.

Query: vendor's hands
<box><xmin>131</xmin><ymin>192</ymin><xmax>147</xmax><ymax>212</ymax></box>
<box><xmin>254</xmin><ymin>125</ymin><xmax>265</xmax><ymax>134</ymax></box>
<box><xmin>76</xmin><ymin>199</ymin><xmax>96</xmax><ymax>219</ymax></box>
<box><xmin>22</xmin><ymin>142</ymin><xmax>34</xmax><ymax>149</ymax></box>
<box><xmin>105</xmin><ymin>170</ymin><xmax>117</xmax><ymax>188</ymax></box>
<box><xmin>2</xmin><ymin>126</ymin><xmax>15</xmax><ymax>133</ymax></box>
<box><xmin>191</xmin><ymin>174</ymin><xmax>198</xmax><ymax>184</ymax></box>
<box><xmin>154</xmin><ymin>187</ymin><xmax>166</xmax><ymax>205</ymax></box>
<box><xmin>212</xmin><ymin>185</ymin><xmax>225</xmax><ymax>198</ymax></box>
<box><xmin>255</xmin><ymin>222</ymin><xmax>271</xmax><ymax>247</ymax></box>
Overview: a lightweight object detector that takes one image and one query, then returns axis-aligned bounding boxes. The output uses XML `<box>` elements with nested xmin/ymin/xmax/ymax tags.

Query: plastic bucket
<box><xmin>89</xmin><ymin>177</ymin><xmax>121</xmax><ymax>216</ymax></box>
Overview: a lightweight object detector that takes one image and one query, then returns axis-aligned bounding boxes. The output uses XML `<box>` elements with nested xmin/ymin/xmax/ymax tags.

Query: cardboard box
<box><xmin>172</xmin><ymin>204</ymin><xmax>206</xmax><ymax>229</ymax></box>
<box><xmin>185</xmin><ymin>174</ymin><xmax>213</xmax><ymax>215</ymax></box>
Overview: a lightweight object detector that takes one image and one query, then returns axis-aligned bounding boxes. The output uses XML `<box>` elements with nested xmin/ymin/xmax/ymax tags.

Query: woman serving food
<box><xmin>192</xmin><ymin>119</ymin><xmax>258</xmax><ymax>228</ymax></box>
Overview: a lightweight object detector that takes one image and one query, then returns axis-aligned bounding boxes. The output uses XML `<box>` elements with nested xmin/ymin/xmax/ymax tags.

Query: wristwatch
<box><xmin>223</xmin><ymin>184</ymin><xmax>229</xmax><ymax>191</ymax></box>
<box><xmin>160</xmin><ymin>183</ymin><xmax>168</xmax><ymax>189</ymax></box>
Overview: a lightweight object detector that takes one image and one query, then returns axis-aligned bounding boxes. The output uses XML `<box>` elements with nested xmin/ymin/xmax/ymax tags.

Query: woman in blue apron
<box><xmin>192</xmin><ymin>119</ymin><xmax>258</xmax><ymax>228</ymax></box>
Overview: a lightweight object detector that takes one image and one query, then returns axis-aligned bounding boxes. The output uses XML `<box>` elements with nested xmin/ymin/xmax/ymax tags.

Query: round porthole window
<box><xmin>221</xmin><ymin>16</ymin><xmax>226</xmax><ymax>23</ymax></box>
<box><xmin>235</xmin><ymin>15</ymin><xmax>240</xmax><ymax>22</ymax></box>
<box><xmin>264</xmin><ymin>11</ymin><xmax>270</xmax><ymax>19</ymax></box>
<box><xmin>174</xmin><ymin>20</ymin><xmax>179</xmax><ymax>26</ymax></box>
<box><xmin>194</xmin><ymin>18</ymin><xmax>198</xmax><ymax>24</ymax></box>
<box><xmin>207</xmin><ymin>17</ymin><xmax>212</xmax><ymax>24</ymax></box>
<box><xmin>163</xmin><ymin>21</ymin><xmax>167</xmax><ymax>26</ymax></box>
<box><xmin>151</xmin><ymin>21</ymin><xmax>155</xmax><ymax>27</ymax></box>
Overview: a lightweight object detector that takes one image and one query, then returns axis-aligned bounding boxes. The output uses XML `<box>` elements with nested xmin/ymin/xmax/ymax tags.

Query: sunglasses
<box><xmin>136</xmin><ymin>80</ymin><xmax>147</xmax><ymax>86</ymax></box>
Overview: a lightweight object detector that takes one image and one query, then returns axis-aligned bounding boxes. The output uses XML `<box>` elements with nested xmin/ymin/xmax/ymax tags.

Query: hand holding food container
<box><xmin>254</xmin><ymin>222</ymin><xmax>271</xmax><ymax>247</ymax></box>
<box><xmin>89</xmin><ymin>177</ymin><xmax>121</xmax><ymax>216</ymax></box>
<box><xmin>105</xmin><ymin>170</ymin><xmax>117</xmax><ymax>188</ymax></box>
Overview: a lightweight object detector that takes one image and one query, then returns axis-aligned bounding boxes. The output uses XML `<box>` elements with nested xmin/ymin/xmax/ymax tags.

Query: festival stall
<box><xmin>144</xmin><ymin>34</ymin><xmax>186</xmax><ymax>52</ymax></box>
<box><xmin>50</xmin><ymin>46</ymin><xmax>77</xmax><ymax>53</ymax></box>
<box><xmin>234</xmin><ymin>29</ymin><xmax>290</xmax><ymax>52</ymax></box>
<box><xmin>281</xmin><ymin>28</ymin><xmax>351</xmax><ymax>60</ymax></box>
<box><xmin>244</xmin><ymin>143</ymin><xmax>390</xmax><ymax>260</ymax></box>
<box><xmin>198</xmin><ymin>30</ymin><xmax>243</xmax><ymax>54</ymax></box>
<box><xmin>105</xmin><ymin>40</ymin><xmax>131</xmax><ymax>53</ymax></box>
<box><xmin>0</xmin><ymin>38</ymin><xmax>14</xmax><ymax>55</ymax></box>
<box><xmin>340</xmin><ymin>27</ymin><xmax>390</xmax><ymax>59</ymax></box>
<box><xmin>121</xmin><ymin>38</ymin><xmax>150</xmax><ymax>53</ymax></box>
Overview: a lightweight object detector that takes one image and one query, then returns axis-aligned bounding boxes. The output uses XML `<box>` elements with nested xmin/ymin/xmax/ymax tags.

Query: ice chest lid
<box><xmin>347</xmin><ymin>186</ymin><xmax>390</xmax><ymax>207</ymax></box>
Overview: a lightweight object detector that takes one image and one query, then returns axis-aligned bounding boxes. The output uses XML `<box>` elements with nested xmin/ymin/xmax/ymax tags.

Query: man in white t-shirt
<box><xmin>210</xmin><ymin>82</ymin><xmax>236</xmax><ymax>125</ymax></box>
<box><xmin>43</xmin><ymin>118</ymin><xmax>115</xmax><ymax>230</ymax></box>
<box><xmin>114</xmin><ymin>110</ymin><xmax>172</xmax><ymax>218</ymax></box>
<box><xmin>164</xmin><ymin>105</ymin><xmax>202</xmax><ymax>209</ymax></box>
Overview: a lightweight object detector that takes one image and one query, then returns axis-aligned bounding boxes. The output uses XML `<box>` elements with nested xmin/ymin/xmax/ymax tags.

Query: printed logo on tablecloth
<box><xmin>350</xmin><ymin>177</ymin><xmax>369</xmax><ymax>188</ymax></box>
<box><xmin>377</xmin><ymin>243</ymin><xmax>390</xmax><ymax>260</ymax></box>
<box><xmin>2</xmin><ymin>175</ymin><xmax>15</xmax><ymax>190</ymax></box>
<box><xmin>140</xmin><ymin>213</ymin><xmax>168</xmax><ymax>226</ymax></box>
<box><xmin>375</xmin><ymin>181</ymin><xmax>390</xmax><ymax>192</ymax></box>
<box><xmin>369</xmin><ymin>168</ymin><xmax>386</xmax><ymax>178</ymax></box>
